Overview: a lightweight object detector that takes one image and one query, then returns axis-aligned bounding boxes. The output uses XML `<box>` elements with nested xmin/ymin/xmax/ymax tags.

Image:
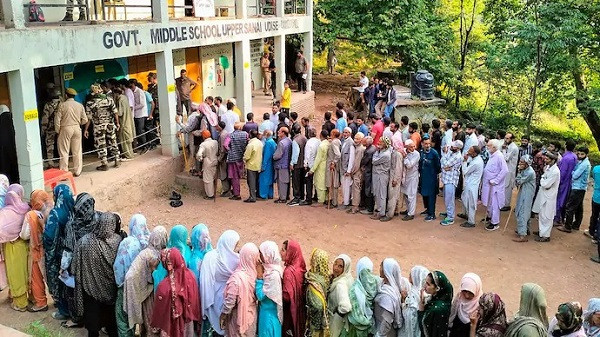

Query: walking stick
<box><xmin>328</xmin><ymin>167</ymin><xmax>334</xmax><ymax>210</ymax></box>
<box><xmin>503</xmin><ymin>192</ymin><xmax>517</xmax><ymax>234</ymax></box>
<box><xmin>214</xmin><ymin>178</ymin><xmax>217</xmax><ymax>203</ymax></box>
<box><xmin>179</xmin><ymin>133</ymin><xmax>189</xmax><ymax>171</ymax></box>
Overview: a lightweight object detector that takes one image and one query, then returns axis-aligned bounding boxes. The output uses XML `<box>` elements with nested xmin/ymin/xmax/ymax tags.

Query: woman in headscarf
<box><xmin>43</xmin><ymin>184</ymin><xmax>75</xmax><ymax>319</ymax></box>
<box><xmin>73</xmin><ymin>212</ymin><xmax>123</xmax><ymax>337</ymax></box>
<box><xmin>189</xmin><ymin>223</ymin><xmax>213</xmax><ymax>281</ymax></box>
<box><xmin>256</xmin><ymin>241</ymin><xmax>283</xmax><ymax>337</ymax></box>
<box><xmin>128</xmin><ymin>213</ymin><xmax>151</xmax><ymax>247</ymax></box>
<box><xmin>401</xmin><ymin>265</ymin><xmax>430</xmax><ymax>337</ymax></box>
<box><xmin>153</xmin><ymin>224</ymin><xmax>193</xmax><ymax>289</ymax></box>
<box><xmin>347</xmin><ymin>256</ymin><xmax>379</xmax><ymax>337</ymax></box>
<box><xmin>200</xmin><ymin>230</ymin><xmax>240</xmax><ymax>335</ymax></box>
<box><xmin>547</xmin><ymin>302</ymin><xmax>585</xmax><ymax>337</ymax></box>
<box><xmin>374</xmin><ymin>258</ymin><xmax>403</xmax><ymax>337</ymax></box>
<box><xmin>114</xmin><ymin>220</ymin><xmax>145</xmax><ymax>337</ymax></box>
<box><xmin>328</xmin><ymin>254</ymin><xmax>353</xmax><ymax>337</ymax></box>
<box><xmin>468</xmin><ymin>292</ymin><xmax>507</xmax><ymax>337</ymax></box>
<box><xmin>503</xmin><ymin>283</ymin><xmax>548</xmax><ymax>337</ymax></box>
<box><xmin>281</xmin><ymin>239</ymin><xmax>307</xmax><ymax>337</ymax></box>
<box><xmin>60</xmin><ymin>192</ymin><xmax>97</xmax><ymax>327</ymax></box>
<box><xmin>306</xmin><ymin>248</ymin><xmax>330</xmax><ymax>337</ymax></box>
<box><xmin>221</xmin><ymin>242</ymin><xmax>260</xmax><ymax>337</ymax></box>
<box><xmin>450</xmin><ymin>273</ymin><xmax>483</xmax><ymax>337</ymax></box>
<box><xmin>0</xmin><ymin>190</ymin><xmax>30</xmax><ymax>311</ymax></box>
<box><xmin>151</xmin><ymin>247</ymin><xmax>200</xmax><ymax>337</ymax></box>
<box><xmin>0</xmin><ymin>174</ymin><xmax>9</xmax><ymax>208</ymax></box>
<box><xmin>7</xmin><ymin>184</ymin><xmax>24</xmax><ymax>199</ymax></box>
<box><xmin>21</xmin><ymin>190</ymin><xmax>52</xmax><ymax>312</ymax></box>
<box><xmin>418</xmin><ymin>270</ymin><xmax>454</xmax><ymax>337</ymax></box>
<box><xmin>123</xmin><ymin>226</ymin><xmax>168</xmax><ymax>336</ymax></box>
<box><xmin>583</xmin><ymin>298</ymin><xmax>600</xmax><ymax>336</ymax></box>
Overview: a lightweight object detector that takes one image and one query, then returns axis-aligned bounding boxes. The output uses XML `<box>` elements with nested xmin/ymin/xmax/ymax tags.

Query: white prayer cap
<box><xmin>452</xmin><ymin>140</ymin><xmax>464</xmax><ymax>149</ymax></box>
<box><xmin>404</xmin><ymin>139</ymin><xmax>414</xmax><ymax>146</ymax></box>
<box><xmin>344</xmin><ymin>127</ymin><xmax>352</xmax><ymax>133</ymax></box>
<box><xmin>228</xmin><ymin>98</ymin><xmax>237</xmax><ymax>105</ymax></box>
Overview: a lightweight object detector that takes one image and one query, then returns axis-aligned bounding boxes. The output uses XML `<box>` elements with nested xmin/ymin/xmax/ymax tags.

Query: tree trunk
<box><xmin>572</xmin><ymin>62</ymin><xmax>600</xmax><ymax>147</ymax></box>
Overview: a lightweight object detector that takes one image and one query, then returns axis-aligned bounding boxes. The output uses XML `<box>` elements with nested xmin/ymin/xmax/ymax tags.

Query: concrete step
<box><xmin>174</xmin><ymin>172</ymin><xmax>205</xmax><ymax>194</ymax></box>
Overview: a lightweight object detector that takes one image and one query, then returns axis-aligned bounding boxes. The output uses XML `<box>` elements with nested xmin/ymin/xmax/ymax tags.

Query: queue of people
<box><xmin>0</xmin><ymin>180</ymin><xmax>598</xmax><ymax>337</ymax></box>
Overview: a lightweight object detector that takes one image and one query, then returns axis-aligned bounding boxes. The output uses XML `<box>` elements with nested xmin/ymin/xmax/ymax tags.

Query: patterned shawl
<box><xmin>73</xmin><ymin>212</ymin><xmax>122</xmax><ymax>316</ymax></box>
<box><xmin>421</xmin><ymin>271</ymin><xmax>453</xmax><ymax>337</ymax></box>
<box><xmin>43</xmin><ymin>184</ymin><xmax>75</xmax><ymax>299</ymax></box>
<box><xmin>123</xmin><ymin>247</ymin><xmax>160</xmax><ymax>328</ymax></box>
<box><xmin>128</xmin><ymin>214</ymin><xmax>151</xmax><ymax>248</ymax></box>
<box><xmin>113</xmin><ymin>236</ymin><xmax>142</xmax><ymax>287</ymax></box>
<box><xmin>551</xmin><ymin>302</ymin><xmax>584</xmax><ymax>337</ymax></box>
<box><xmin>153</xmin><ymin>224</ymin><xmax>192</xmax><ymax>290</ymax></box>
<box><xmin>306</xmin><ymin>248</ymin><xmax>330</xmax><ymax>331</ymax></box>
<box><xmin>348</xmin><ymin>257</ymin><xmax>379</xmax><ymax>331</ymax></box>
<box><xmin>476</xmin><ymin>293</ymin><xmax>508</xmax><ymax>337</ymax></box>
<box><xmin>63</xmin><ymin>193</ymin><xmax>96</xmax><ymax>253</ymax></box>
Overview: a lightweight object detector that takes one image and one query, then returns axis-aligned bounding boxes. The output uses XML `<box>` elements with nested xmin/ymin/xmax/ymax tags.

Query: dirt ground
<box><xmin>1</xmin><ymin>74</ymin><xmax>599</xmax><ymax>335</ymax></box>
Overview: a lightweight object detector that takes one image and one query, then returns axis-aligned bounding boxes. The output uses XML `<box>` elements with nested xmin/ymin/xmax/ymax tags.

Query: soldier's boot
<box><xmin>78</xmin><ymin>12</ymin><xmax>86</xmax><ymax>21</ymax></box>
<box><xmin>114</xmin><ymin>157</ymin><xmax>120</xmax><ymax>168</ymax></box>
<box><xmin>62</xmin><ymin>13</ymin><xmax>73</xmax><ymax>21</ymax></box>
<box><xmin>96</xmin><ymin>164</ymin><xmax>109</xmax><ymax>171</ymax></box>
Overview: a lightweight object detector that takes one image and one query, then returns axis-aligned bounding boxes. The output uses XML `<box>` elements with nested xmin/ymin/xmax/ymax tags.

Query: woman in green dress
<box><xmin>306</xmin><ymin>248</ymin><xmax>330</xmax><ymax>337</ymax></box>
<box><xmin>418</xmin><ymin>270</ymin><xmax>453</xmax><ymax>337</ymax></box>
<box><xmin>503</xmin><ymin>283</ymin><xmax>548</xmax><ymax>337</ymax></box>
<box><xmin>347</xmin><ymin>257</ymin><xmax>379</xmax><ymax>337</ymax></box>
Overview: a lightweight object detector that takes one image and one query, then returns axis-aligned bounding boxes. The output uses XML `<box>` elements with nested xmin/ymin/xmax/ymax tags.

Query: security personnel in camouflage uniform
<box><xmin>41</xmin><ymin>87</ymin><xmax>62</xmax><ymax>168</ymax></box>
<box><xmin>84</xmin><ymin>83</ymin><xmax>121</xmax><ymax>171</ymax></box>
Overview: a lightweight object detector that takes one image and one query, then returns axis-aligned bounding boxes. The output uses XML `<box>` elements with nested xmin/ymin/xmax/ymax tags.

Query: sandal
<box><xmin>52</xmin><ymin>311</ymin><xmax>68</xmax><ymax>320</ymax></box>
<box><xmin>61</xmin><ymin>320</ymin><xmax>83</xmax><ymax>328</ymax></box>
<box><xmin>11</xmin><ymin>304</ymin><xmax>26</xmax><ymax>312</ymax></box>
<box><xmin>27</xmin><ymin>305</ymin><xmax>49</xmax><ymax>312</ymax></box>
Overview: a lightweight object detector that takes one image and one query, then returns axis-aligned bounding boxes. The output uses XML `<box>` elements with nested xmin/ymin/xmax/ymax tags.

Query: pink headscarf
<box><xmin>224</xmin><ymin>242</ymin><xmax>259</xmax><ymax>335</ymax></box>
<box><xmin>200</xmin><ymin>103</ymin><xmax>218</xmax><ymax>127</ymax></box>
<box><xmin>259</xmin><ymin>241</ymin><xmax>283</xmax><ymax>322</ymax></box>
<box><xmin>7</xmin><ymin>184</ymin><xmax>24</xmax><ymax>199</ymax></box>
<box><xmin>450</xmin><ymin>272</ymin><xmax>483</xmax><ymax>324</ymax></box>
<box><xmin>0</xmin><ymin>191</ymin><xmax>31</xmax><ymax>243</ymax></box>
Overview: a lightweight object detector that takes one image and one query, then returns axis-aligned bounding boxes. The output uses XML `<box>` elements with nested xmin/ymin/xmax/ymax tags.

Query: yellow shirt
<box><xmin>281</xmin><ymin>88</ymin><xmax>292</xmax><ymax>109</ymax></box>
<box><xmin>233</xmin><ymin>106</ymin><xmax>243</xmax><ymax>120</ymax></box>
<box><xmin>243</xmin><ymin>138</ymin><xmax>264</xmax><ymax>171</ymax></box>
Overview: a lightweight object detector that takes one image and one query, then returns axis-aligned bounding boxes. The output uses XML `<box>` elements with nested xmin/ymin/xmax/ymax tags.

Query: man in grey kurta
<box><xmin>348</xmin><ymin>132</ymin><xmax>366</xmax><ymax>214</ymax></box>
<box><xmin>340</xmin><ymin>127</ymin><xmax>355</xmax><ymax>209</ymax></box>
<box><xmin>326</xmin><ymin>130</ymin><xmax>342</xmax><ymax>207</ymax></box>
<box><xmin>371</xmin><ymin>137</ymin><xmax>392</xmax><ymax>220</ymax></box>
<box><xmin>273</xmin><ymin>127</ymin><xmax>292</xmax><ymax>203</ymax></box>
<box><xmin>513</xmin><ymin>155</ymin><xmax>536</xmax><ymax>242</ymax></box>
<box><xmin>383</xmin><ymin>144</ymin><xmax>404</xmax><ymax>221</ymax></box>
<box><xmin>400</xmin><ymin>139</ymin><xmax>420</xmax><ymax>220</ymax></box>
<box><xmin>502</xmin><ymin>132</ymin><xmax>520</xmax><ymax>210</ymax></box>
<box><xmin>216</xmin><ymin>121</ymin><xmax>231</xmax><ymax>197</ymax></box>
<box><xmin>196</xmin><ymin>131</ymin><xmax>218</xmax><ymax>199</ymax></box>
<box><xmin>459</xmin><ymin>145</ymin><xmax>484</xmax><ymax>227</ymax></box>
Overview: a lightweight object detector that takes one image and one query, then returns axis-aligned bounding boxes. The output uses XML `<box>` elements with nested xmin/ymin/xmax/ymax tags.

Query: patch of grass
<box><xmin>25</xmin><ymin>321</ymin><xmax>64</xmax><ymax>337</ymax></box>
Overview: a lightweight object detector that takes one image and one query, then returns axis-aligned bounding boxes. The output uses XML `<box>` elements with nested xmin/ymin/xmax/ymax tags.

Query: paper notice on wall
<box><xmin>194</xmin><ymin>0</ymin><xmax>215</xmax><ymax>18</ymax></box>
<box><xmin>203</xmin><ymin>58</ymin><xmax>215</xmax><ymax>90</ymax></box>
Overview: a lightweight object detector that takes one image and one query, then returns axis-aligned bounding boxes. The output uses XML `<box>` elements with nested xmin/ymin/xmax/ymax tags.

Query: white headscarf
<box><xmin>376</xmin><ymin>258</ymin><xmax>403</xmax><ymax>327</ymax></box>
<box><xmin>408</xmin><ymin>265</ymin><xmax>430</xmax><ymax>308</ymax></box>
<box><xmin>450</xmin><ymin>272</ymin><xmax>483</xmax><ymax>324</ymax></box>
<box><xmin>259</xmin><ymin>241</ymin><xmax>283</xmax><ymax>322</ymax></box>
<box><xmin>331</xmin><ymin>254</ymin><xmax>354</xmax><ymax>290</ymax></box>
<box><xmin>0</xmin><ymin>105</ymin><xmax>9</xmax><ymax>115</ymax></box>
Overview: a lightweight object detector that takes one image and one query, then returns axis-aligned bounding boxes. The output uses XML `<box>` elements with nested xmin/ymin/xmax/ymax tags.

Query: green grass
<box><xmin>25</xmin><ymin>321</ymin><xmax>64</xmax><ymax>337</ymax></box>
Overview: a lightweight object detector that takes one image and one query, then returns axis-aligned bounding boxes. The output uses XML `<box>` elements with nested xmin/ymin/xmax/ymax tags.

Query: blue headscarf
<box><xmin>43</xmin><ymin>184</ymin><xmax>75</xmax><ymax>299</ymax></box>
<box><xmin>113</xmin><ymin>236</ymin><xmax>143</xmax><ymax>287</ymax></box>
<box><xmin>152</xmin><ymin>224</ymin><xmax>192</xmax><ymax>290</ymax></box>
<box><xmin>189</xmin><ymin>224</ymin><xmax>213</xmax><ymax>279</ymax></box>
<box><xmin>129</xmin><ymin>214</ymin><xmax>151</xmax><ymax>248</ymax></box>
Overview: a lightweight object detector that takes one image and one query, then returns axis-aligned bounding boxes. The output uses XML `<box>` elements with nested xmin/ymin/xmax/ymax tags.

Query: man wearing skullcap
<box><xmin>383</xmin><ymin>136</ymin><xmax>404</xmax><ymax>221</ymax></box>
<box><xmin>439</xmin><ymin>140</ymin><xmax>464</xmax><ymax>226</ymax></box>
<box><xmin>226</xmin><ymin>122</ymin><xmax>248</xmax><ymax>200</ymax></box>
<box><xmin>273</xmin><ymin>127</ymin><xmax>292</xmax><ymax>203</ymax></box>
<box><xmin>419</xmin><ymin>138</ymin><xmax>441</xmax><ymax>222</ymax></box>
<box><xmin>399</xmin><ymin>139</ymin><xmax>420</xmax><ymax>220</ymax></box>
<box><xmin>340</xmin><ymin>127</ymin><xmax>355</xmax><ymax>210</ymax></box>
<box><xmin>371</xmin><ymin>137</ymin><xmax>392</xmax><ymax>220</ymax></box>
<box><xmin>326</xmin><ymin>129</ymin><xmax>342</xmax><ymax>207</ymax></box>
<box><xmin>501</xmin><ymin>132</ymin><xmax>520</xmax><ymax>211</ymax></box>
<box><xmin>348</xmin><ymin>132</ymin><xmax>365</xmax><ymax>214</ymax></box>
<box><xmin>243</xmin><ymin>129</ymin><xmax>263</xmax><ymax>202</ymax></box>
<box><xmin>55</xmin><ymin>88</ymin><xmax>88</xmax><ymax>176</ymax></box>
<box><xmin>84</xmin><ymin>83</ymin><xmax>120</xmax><ymax>171</ymax></box>
<box><xmin>196</xmin><ymin>130</ymin><xmax>219</xmax><ymax>199</ymax></box>
<box><xmin>459</xmin><ymin>145</ymin><xmax>484</xmax><ymax>228</ymax></box>
<box><xmin>532</xmin><ymin>151</ymin><xmax>561</xmax><ymax>242</ymax></box>
<box><xmin>512</xmin><ymin>154</ymin><xmax>536</xmax><ymax>241</ymax></box>
<box><xmin>481</xmin><ymin>139</ymin><xmax>509</xmax><ymax>231</ymax></box>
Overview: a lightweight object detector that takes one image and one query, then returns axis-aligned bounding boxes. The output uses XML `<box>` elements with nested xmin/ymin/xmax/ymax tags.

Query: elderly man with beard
<box><xmin>512</xmin><ymin>154</ymin><xmax>536</xmax><ymax>242</ymax></box>
<box><xmin>347</xmin><ymin>132</ymin><xmax>366</xmax><ymax>214</ymax></box>
<box><xmin>196</xmin><ymin>130</ymin><xmax>219</xmax><ymax>200</ymax></box>
<box><xmin>399</xmin><ymin>139</ymin><xmax>420</xmax><ymax>221</ymax></box>
<box><xmin>458</xmin><ymin>145</ymin><xmax>484</xmax><ymax>228</ymax></box>
<box><xmin>532</xmin><ymin>151</ymin><xmax>561</xmax><ymax>242</ymax></box>
<box><xmin>371</xmin><ymin>137</ymin><xmax>392</xmax><ymax>220</ymax></box>
<box><xmin>501</xmin><ymin>132</ymin><xmax>519</xmax><ymax>211</ymax></box>
<box><xmin>381</xmin><ymin>137</ymin><xmax>404</xmax><ymax>222</ymax></box>
<box><xmin>326</xmin><ymin>129</ymin><xmax>342</xmax><ymax>207</ymax></box>
<box><xmin>480</xmin><ymin>139</ymin><xmax>509</xmax><ymax>231</ymax></box>
<box><xmin>439</xmin><ymin>140</ymin><xmax>464</xmax><ymax>226</ymax></box>
<box><xmin>340</xmin><ymin>127</ymin><xmax>355</xmax><ymax>210</ymax></box>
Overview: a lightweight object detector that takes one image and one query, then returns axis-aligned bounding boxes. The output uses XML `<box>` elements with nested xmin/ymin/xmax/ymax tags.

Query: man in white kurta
<box><xmin>340</xmin><ymin>127</ymin><xmax>356</xmax><ymax>209</ymax></box>
<box><xmin>532</xmin><ymin>151</ymin><xmax>561</xmax><ymax>242</ymax></box>
<box><xmin>502</xmin><ymin>132</ymin><xmax>520</xmax><ymax>210</ymax></box>
<box><xmin>459</xmin><ymin>145</ymin><xmax>484</xmax><ymax>227</ymax></box>
<box><xmin>382</xmin><ymin>144</ymin><xmax>404</xmax><ymax>221</ymax></box>
<box><xmin>400</xmin><ymin>139</ymin><xmax>420</xmax><ymax>221</ymax></box>
<box><xmin>196</xmin><ymin>130</ymin><xmax>219</xmax><ymax>199</ymax></box>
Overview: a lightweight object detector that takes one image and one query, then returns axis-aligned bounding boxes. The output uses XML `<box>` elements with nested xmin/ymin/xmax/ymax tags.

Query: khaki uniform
<box><xmin>261</xmin><ymin>56</ymin><xmax>271</xmax><ymax>94</ymax></box>
<box><xmin>55</xmin><ymin>98</ymin><xmax>88</xmax><ymax>175</ymax></box>
<box><xmin>115</xmin><ymin>93</ymin><xmax>135</xmax><ymax>159</ymax></box>
<box><xmin>350</xmin><ymin>144</ymin><xmax>365</xmax><ymax>209</ymax></box>
<box><xmin>41</xmin><ymin>98</ymin><xmax>61</xmax><ymax>163</ymax></box>
<box><xmin>196</xmin><ymin>138</ymin><xmax>218</xmax><ymax>197</ymax></box>
<box><xmin>86</xmin><ymin>95</ymin><xmax>120</xmax><ymax>166</ymax></box>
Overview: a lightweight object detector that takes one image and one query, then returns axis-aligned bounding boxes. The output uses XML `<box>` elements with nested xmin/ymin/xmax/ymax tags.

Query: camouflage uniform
<box><xmin>41</xmin><ymin>98</ymin><xmax>61</xmax><ymax>163</ymax></box>
<box><xmin>86</xmin><ymin>94</ymin><xmax>120</xmax><ymax>166</ymax></box>
<box><xmin>147</xmin><ymin>83</ymin><xmax>159</xmax><ymax>146</ymax></box>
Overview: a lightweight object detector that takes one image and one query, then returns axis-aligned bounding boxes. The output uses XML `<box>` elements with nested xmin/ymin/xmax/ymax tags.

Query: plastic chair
<box><xmin>44</xmin><ymin>169</ymin><xmax>77</xmax><ymax>195</ymax></box>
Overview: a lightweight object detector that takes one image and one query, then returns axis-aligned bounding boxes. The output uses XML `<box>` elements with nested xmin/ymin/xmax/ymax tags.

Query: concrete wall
<box><xmin>200</xmin><ymin>43</ymin><xmax>235</xmax><ymax>100</ymax></box>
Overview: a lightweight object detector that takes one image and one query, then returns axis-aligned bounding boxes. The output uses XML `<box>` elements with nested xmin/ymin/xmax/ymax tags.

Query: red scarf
<box><xmin>282</xmin><ymin>240</ymin><xmax>307</xmax><ymax>337</ymax></box>
<box><xmin>151</xmin><ymin>248</ymin><xmax>200</xmax><ymax>337</ymax></box>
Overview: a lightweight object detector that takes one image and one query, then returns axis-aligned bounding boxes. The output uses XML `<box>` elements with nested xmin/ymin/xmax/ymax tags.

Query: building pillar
<box><xmin>155</xmin><ymin>49</ymin><xmax>179</xmax><ymax>157</ymax></box>
<box><xmin>275</xmin><ymin>0</ymin><xmax>284</xmax><ymax>16</ymax></box>
<box><xmin>235</xmin><ymin>0</ymin><xmax>248</xmax><ymax>19</ymax></box>
<box><xmin>1</xmin><ymin>0</ymin><xmax>26</xmax><ymax>29</ymax></box>
<box><xmin>273</xmin><ymin>34</ymin><xmax>286</xmax><ymax>98</ymax></box>
<box><xmin>152</xmin><ymin>0</ymin><xmax>170</xmax><ymax>22</ymax></box>
<box><xmin>234</xmin><ymin>39</ymin><xmax>252</xmax><ymax>121</ymax></box>
<box><xmin>8</xmin><ymin>69</ymin><xmax>44</xmax><ymax>195</ymax></box>
<box><xmin>303</xmin><ymin>31</ymin><xmax>313</xmax><ymax>92</ymax></box>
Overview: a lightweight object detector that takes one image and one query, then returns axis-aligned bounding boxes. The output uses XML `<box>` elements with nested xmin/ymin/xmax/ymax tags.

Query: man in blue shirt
<box><xmin>356</xmin><ymin>116</ymin><xmax>369</xmax><ymax>136</ymax></box>
<box><xmin>558</xmin><ymin>146</ymin><xmax>592</xmax><ymax>233</ymax></box>
<box><xmin>588</xmin><ymin>155</ymin><xmax>600</xmax><ymax>263</ymax></box>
